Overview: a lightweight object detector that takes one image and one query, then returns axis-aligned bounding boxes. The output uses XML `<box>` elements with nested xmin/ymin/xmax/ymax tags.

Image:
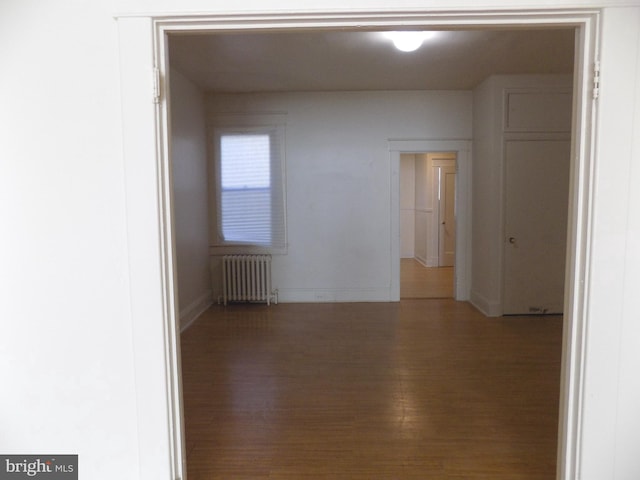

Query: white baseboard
<box><xmin>414</xmin><ymin>254</ymin><xmax>439</xmax><ymax>268</ymax></box>
<box><xmin>470</xmin><ymin>289</ymin><xmax>502</xmax><ymax>317</ymax></box>
<box><xmin>414</xmin><ymin>253</ymin><xmax>428</xmax><ymax>266</ymax></box>
<box><xmin>277</xmin><ymin>287</ymin><xmax>394</xmax><ymax>303</ymax></box>
<box><xmin>414</xmin><ymin>256</ymin><xmax>429</xmax><ymax>267</ymax></box>
<box><xmin>179</xmin><ymin>290</ymin><xmax>213</xmax><ymax>332</ymax></box>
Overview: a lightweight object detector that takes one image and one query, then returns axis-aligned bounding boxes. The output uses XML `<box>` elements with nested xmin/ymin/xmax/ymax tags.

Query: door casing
<box><xmin>117</xmin><ymin>9</ymin><xmax>599</xmax><ymax>480</ymax></box>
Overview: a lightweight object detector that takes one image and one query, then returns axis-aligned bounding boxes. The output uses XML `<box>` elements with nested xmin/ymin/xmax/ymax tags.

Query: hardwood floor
<box><xmin>401</xmin><ymin>258</ymin><xmax>454</xmax><ymax>299</ymax></box>
<box><xmin>181</xmin><ymin>300</ymin><xmax>562</xmax><ymax>479</ymax></box>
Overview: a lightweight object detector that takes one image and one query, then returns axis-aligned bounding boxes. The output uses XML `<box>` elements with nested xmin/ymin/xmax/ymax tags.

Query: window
<box><xmin>212</xmin><ymin>124</ymin><xmax>286</xmax><ymax>252</ymax></box>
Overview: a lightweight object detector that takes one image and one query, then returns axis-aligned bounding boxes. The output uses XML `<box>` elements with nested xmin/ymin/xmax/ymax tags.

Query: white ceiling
<box><xmin>168</xmin><ymin>28</ymin><xmax>575</xmax><ymax>93</ymax></box>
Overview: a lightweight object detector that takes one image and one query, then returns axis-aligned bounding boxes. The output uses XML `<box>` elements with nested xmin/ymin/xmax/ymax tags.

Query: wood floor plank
<box><xmin>181</xmin><ymin>299</ymin><xmax>562</xmax><ymax>478</ymax></box>
<box><xmin>401</xmin><ymin>258</ymin><xmax>454</xmax><ymax>298</ymax></box>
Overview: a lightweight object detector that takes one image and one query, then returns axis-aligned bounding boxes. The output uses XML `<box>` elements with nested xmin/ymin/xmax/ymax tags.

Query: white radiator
<box><xmin>221</xmin><ymin>255</ymin><xmax>276</xmax><ymax>306</ymax></box>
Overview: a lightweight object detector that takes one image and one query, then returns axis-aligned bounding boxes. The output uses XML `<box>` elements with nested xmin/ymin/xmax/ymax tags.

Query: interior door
<box><xmin>503</xmin><ymin>139</ymin><xmax>570</xmax><ymax>315</ymax></box>
<box><xmin>438</xmin><ymin>166</ymin><xmax>456</xmax><ymax>267</ymax></box>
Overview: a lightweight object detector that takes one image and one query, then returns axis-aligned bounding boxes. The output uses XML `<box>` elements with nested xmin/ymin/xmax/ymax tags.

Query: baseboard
<box><xmin>414</xmin><ymin>253</ymin><xmax>428</xmax><ymax>266</ymax></box>
<box><xmin>413</xmin><ymin>255</ymin><xmax>438</xmax><ymax>268</ymax></box>
<box><xmin>180</xmin><ymin>290</ymin><xmax>213</xmax><ymax>332</ymax></box>
<box><xmin>277</xmin><ymin>287</ymin><xmax>394</xmax><ymax>303</ymax></box>
<box><xmin>469</xmin><ymin>289</ymin><xmax>502</xmax><ymax>317</ymax></box>
<box><xmin>414</xmin><ymin>256</ymin><xmax>429</xmax><ymax>267</ymax></box>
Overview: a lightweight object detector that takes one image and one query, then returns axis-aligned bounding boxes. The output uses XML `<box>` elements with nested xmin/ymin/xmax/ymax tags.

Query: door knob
<box><xmin>508</xmin><ymin>236</ymin><xmax>517</xmax><ymax>244</ymax></box>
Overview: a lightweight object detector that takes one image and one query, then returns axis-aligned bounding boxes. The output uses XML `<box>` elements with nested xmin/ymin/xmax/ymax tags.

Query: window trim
<box><xmin>208</xmin><ymin>114</ymin><xmax>288</xmax><ymax>255</ymax></box>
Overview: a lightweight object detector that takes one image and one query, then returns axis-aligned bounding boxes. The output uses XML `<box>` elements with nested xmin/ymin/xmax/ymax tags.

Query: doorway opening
<box><xmin>117</xmin><ymin>9</ymin><xmax>598</xmax><ymax>480</ymax></box>
<box><xmin>400</xmin><ymin>151</ymin><xmax>457</xmax><ymax>299</ymax></box>
<box><xmin>390</xmin><ymin>140</ymin><xmax>471</xmax><ymax>302</ymax></box>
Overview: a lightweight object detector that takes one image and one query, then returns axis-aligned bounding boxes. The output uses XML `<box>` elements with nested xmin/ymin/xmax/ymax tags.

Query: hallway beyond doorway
<box><xmin>401</xmin><ymin>258</ymin><xmax>453</xmax><ymax>298</ymax></box>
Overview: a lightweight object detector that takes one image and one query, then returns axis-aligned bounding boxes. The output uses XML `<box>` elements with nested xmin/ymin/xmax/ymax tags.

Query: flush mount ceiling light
<box><xmin>385</xmin><ymin>31</ymin><xmax>436</xmax><ymax>52</ymax></box>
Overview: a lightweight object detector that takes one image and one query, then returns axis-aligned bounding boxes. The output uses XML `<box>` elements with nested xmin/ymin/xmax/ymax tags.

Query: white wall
<box><xmin>414</xmin><ymin>153</ymin><xmax>430</xmax><ymax>264</ymax></box>
<box><xmin>169</xmin><ymin>68</ymin><xmax>212</xmax><ymax>330</ymax></box>
<box><xmin>471</xmin><ymin>76</ymin><xmax>502</xmax><ymax>314</ymax></box>
<box><xmin>1</xmin><ymin>2</ymin><xmax>640</xmax><ymax>480</ymax></box>
<box><xmin>400</xmin><ymin>154</ymin><xmax>416</xmax><ymax>258</ymax></box>
<box><xmin>0</xmin><ymin>2</ymin><xmax>140</xmax><ymax>477</ymax></box>
<box><xmin>206</xmin><ymin>91</ymin><xmax>472</xmax><ymax>302</ymax></box>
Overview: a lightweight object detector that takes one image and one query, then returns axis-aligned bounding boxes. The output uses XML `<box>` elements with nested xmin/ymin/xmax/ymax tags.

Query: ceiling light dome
<box><xmin>386</xmin><ymin>31</ymin><xmax>436</xmax><ymax>52</ymax></box>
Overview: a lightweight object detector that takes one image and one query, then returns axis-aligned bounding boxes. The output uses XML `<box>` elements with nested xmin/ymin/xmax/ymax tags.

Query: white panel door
<box><xmin>438</xmin><ymin>166</ymin><xmax>456</xmax><ymax>267</ymax></box>
<box><xmin>503</xmin><ymin>140</ymin><xmax>570</xmax><ymax>315</ymax></box>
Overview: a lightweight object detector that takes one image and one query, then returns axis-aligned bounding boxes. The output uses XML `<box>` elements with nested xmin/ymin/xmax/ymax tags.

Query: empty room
<box><xmin>167</xmin><ymin>26</ymin><xmax>575</xmax><ymax>478</ymax></box>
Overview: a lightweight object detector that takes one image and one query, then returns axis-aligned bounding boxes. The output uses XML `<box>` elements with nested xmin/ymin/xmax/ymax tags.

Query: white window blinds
<box><xmin>214</xmin><ymin>126</ymin><xmax>286</xmax><ymax>250</ymax></box>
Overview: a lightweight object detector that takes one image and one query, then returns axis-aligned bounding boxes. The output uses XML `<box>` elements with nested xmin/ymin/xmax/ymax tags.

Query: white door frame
<box><xmin>117</xmin><ymin>9</ymin><xmax>599</xmax><ymax>480</ymax></box>
<box><xmin>389</xmin><ymin>140</ymin><xmax>471</xmax><ymax>301</ymax></box>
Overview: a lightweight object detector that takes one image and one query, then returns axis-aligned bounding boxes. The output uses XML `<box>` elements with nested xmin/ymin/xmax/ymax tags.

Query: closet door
<box><xmin>503</xmin><ymin>139</ymin><xmax>570</xmax><ymax>315</ymax></box>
